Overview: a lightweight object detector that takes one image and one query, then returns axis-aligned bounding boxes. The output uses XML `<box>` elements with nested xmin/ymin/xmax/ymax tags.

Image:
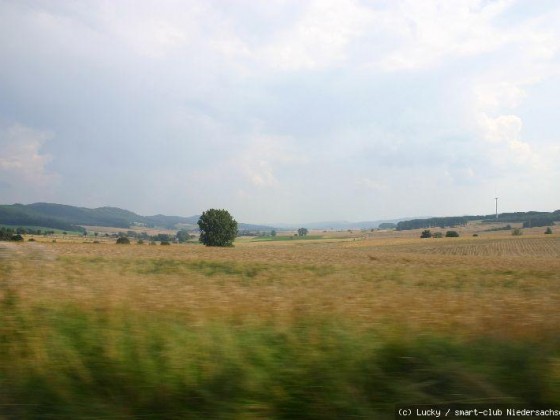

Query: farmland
<box><xmin>1</xmin><ymin>232</ymin><xmax>560</xmax><ymax>418</ymax></box>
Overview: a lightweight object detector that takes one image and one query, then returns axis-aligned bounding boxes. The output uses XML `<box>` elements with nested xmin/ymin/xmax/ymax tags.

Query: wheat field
<box><xmin>1</xmin><ymin>232</ymin><xmax>559</xmax><ymax>417</ymax></box>
<box><xmin>5</xmin><ymin>234</ymin><xmax>559</xmax><ymax>338</ymax></box>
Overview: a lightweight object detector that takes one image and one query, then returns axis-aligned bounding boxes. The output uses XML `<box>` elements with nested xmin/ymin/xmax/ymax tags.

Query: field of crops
<box><xmin>369</xmin><ymin>235</ymin><xmax>560</xmax><ymax>257</ymax></box>
<box><xmin>1</xmin><ymin>232</ymin><xmax>559</xmax><ymax>417</ymax></box>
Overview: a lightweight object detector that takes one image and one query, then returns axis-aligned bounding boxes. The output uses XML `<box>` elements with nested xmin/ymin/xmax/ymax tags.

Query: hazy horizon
<box><xmin>1</xmin><ymin>1</ymin><xmax>559</xmax><ymax>224</ymax></box>
<box><xmin>4</xmin><ymin>200</ymin><xmax>558</xmax><ymax>228</ymax></box>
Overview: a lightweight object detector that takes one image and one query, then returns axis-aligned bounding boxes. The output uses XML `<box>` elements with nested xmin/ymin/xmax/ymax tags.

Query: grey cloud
<box><xmin>0</xmin><ymin>1</ymin><xmax>558</xmax><ymax>222</ymax></box>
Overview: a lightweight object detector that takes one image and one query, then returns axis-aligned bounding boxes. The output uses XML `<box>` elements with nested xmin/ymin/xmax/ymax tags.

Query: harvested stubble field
<box><xmin>1</xmin><ymin>233</ymin><xmax>560</xmax><ymax>418</ymax></box>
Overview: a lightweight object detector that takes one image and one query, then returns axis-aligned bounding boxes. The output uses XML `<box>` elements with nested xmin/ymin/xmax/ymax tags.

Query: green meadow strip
<box><xmin>1</xmin><ymin>297</ymin><xmax>559</xmax><ymax>419</ymax></box>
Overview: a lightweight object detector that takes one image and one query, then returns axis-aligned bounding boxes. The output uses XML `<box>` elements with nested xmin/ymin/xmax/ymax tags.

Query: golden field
<box><xmin>1</xmin><ymin>230</ymin><xmax>559</xmax><ymax>417</ymax></box>
<box><xmin>4</xmin><ymin>231</ymin><xmax>560</xmax><ymax>339</ymax></box>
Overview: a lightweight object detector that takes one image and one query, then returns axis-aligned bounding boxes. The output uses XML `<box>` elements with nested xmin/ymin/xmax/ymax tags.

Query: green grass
<box><xmin>1</xmin><ymin>292</ymin><xmax>559</xmax><ymax>419</ymax></box>
<box><xmin>134</xmin><ymin>258</ymin><xmax>268</xmax><ymax>278</ymax></box>
<box><xmin>250</xmin><ymin>235</ymin><xmax>324</xmax><ymax>242</ymax></box>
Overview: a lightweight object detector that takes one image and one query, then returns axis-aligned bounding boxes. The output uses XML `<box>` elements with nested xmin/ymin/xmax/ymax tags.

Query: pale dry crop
<box><xmin>3</xmin><ymin>233</ymin><xmax>560</xmax><ymax>342</ymax></box>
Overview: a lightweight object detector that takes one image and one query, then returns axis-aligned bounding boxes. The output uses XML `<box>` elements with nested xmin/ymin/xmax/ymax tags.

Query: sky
<box><xmin>1</xmin><ymin>0</ymin><xmax>559</xmax><ymax>224</ymax></box>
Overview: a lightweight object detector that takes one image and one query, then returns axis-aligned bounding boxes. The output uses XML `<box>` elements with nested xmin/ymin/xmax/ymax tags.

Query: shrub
<box><xmin>154</xmin><ymin>233</ymin><xmax>171</xmax><ymax>242</ymax></box>
<box><xmin>149</xmin><ymin>241</ymin><xmax>157</xmax><ymax>246</ymax></box>
<box><xmin>473</xmin><ymin>234</ymin><xmax>479</xmax><ymax>237</ymax></box>
<box><xmin>433</xmin><ymin>232</ymin><xmax>443</xmax><ymax>238</ymax></box>
<box><xmin>420</xmin><ymin>230</ymin><xmax>432</xmax><ymax>238</ymax></box>
<box><xmin>11</xmin><ymin>234</ymin><xmax>24</xmax><ymax>242</ymax></box>
<box><xmin>137</xmin><ymin>239</ymin><xmax>145</xmax><ymax>245</ymax></box>
<box><xmin>545</xmin><ymin>227</ymin><xmax>552</xmax><ymax>235</ymax></box>
<box><xmin>176</xmin><ymin>230</ymin><xmax>191</xmax><ymax>243</ymax></box>
<box><xmin>512</xmin><ymin>228</ymin><xmax>523</xmax><ymax>236</ymax></box>
<box><xmin>160</xmin><ymin>241</ymin><xmax>171</xmax><ymax>246</ymax></box>
<box><xmin>445</xmin><ymin>231</ymin><xmax>459</xmax><ymax>237</ymax></box>
<box><xmin>298</xmin><ymin>228</ymin><xmax>309</xmax><ymax>237</ymax></box>
<box><xmin>116</xmin><ymin>237</ymin><xmax>131</xmax><ymax>244</ymax></box>
<box><xmin>484</xmin><ymin>224</ymin><xmax>511</xmax><ymax>232</ymax></box>
<box><xmin>28</xmin><ymin>238</ymin><xmax>35</xmax><ymax>242</ymax></box>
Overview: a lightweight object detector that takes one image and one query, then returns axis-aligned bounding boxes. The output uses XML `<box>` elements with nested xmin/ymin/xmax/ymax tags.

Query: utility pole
<box><xmin>495</xmin><ymin>197</ymin><xmax>499</xmax><ymax>219</ymax></box>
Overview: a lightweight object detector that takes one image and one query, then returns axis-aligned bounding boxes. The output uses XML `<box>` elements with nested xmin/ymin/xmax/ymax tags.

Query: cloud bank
<box><xmin>1</xmin><ymin>0</ymin><xmax>559</xmax><ymax>223</ymax></box>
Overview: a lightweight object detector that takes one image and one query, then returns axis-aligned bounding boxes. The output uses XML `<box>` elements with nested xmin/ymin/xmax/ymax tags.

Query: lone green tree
<box><xmin>297</xmin><ymin>228</ymin><xmax>308</xmax><ymax>237</ymax></box>
<box><xmin>198</xmin><ymin>209</ymin><xmax>238</xmax><ymax>247</ymax></box>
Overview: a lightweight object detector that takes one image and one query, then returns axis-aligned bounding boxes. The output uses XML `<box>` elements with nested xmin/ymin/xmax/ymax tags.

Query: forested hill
<box><xmin>0</xmin><ymin>203</ymin><xmax>198</xmax><ymax>231</ymax></box>
<box><xmin>396</xmin><ymin>210</ymin><xmax>560</xmax><ymax>231</ymax></box>
<box><xmin>0</xmin><ymin>203</ymin><xmax>273</xmax><ymax>231</ymax></box>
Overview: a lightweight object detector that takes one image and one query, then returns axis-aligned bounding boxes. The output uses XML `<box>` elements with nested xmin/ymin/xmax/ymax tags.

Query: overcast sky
<box><xmin>1</xmin><ymin>0</ymin><xmax>559</xmax><ymax>224</ymax></box>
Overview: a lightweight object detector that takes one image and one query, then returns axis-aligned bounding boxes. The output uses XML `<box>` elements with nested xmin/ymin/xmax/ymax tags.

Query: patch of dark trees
<box><xmin>396</xmin><ymin>210</ymin><xmax>560</xmax><ymax>231</ymax></box>
<box><xmin>0</xmin><ymin>227</ymin><xmax>50</xmax><ymax>241</ymax></box>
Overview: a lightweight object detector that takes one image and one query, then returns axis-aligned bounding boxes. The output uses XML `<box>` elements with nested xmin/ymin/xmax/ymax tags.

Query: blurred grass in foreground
<box><xmin>1</xmin><ymin>290</ymin><xmax>559</xmax><ymax>419</ymax></box>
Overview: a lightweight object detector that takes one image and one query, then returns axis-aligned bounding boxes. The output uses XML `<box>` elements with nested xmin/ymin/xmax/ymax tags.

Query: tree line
<box><xmin>397</xmin><ymin>210</ymin><xmax>560</xmax><ymax>231</ymax></box>
<box><xmin>111</xmin><ymin>230</ymin><xmax>193</xmax><ymax>243</ymax></box>
<box><xmin>1</xmin><ymin>227</ymin><xmax>27</xmax><ymax>241</ymax></box>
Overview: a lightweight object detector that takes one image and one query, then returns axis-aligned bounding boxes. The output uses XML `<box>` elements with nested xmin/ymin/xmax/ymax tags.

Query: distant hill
<box><xmin>0</xmin><ymin>203</ymin><xmax>84</xmax><ymax>232</ymax></box>
<box><xmin>0</xmin><ymin>203</ymin><xmax>275</xmax><ymax>232</ymax></box>
<box><xmin>26</xmin><ymin>203</ymin><xmax>144</xmax><ymax>228</ymax></box>
<box><xmin>3</xmin><ymin>202</ymin><xmax>557</xmax><ymax>234</ymax></box>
